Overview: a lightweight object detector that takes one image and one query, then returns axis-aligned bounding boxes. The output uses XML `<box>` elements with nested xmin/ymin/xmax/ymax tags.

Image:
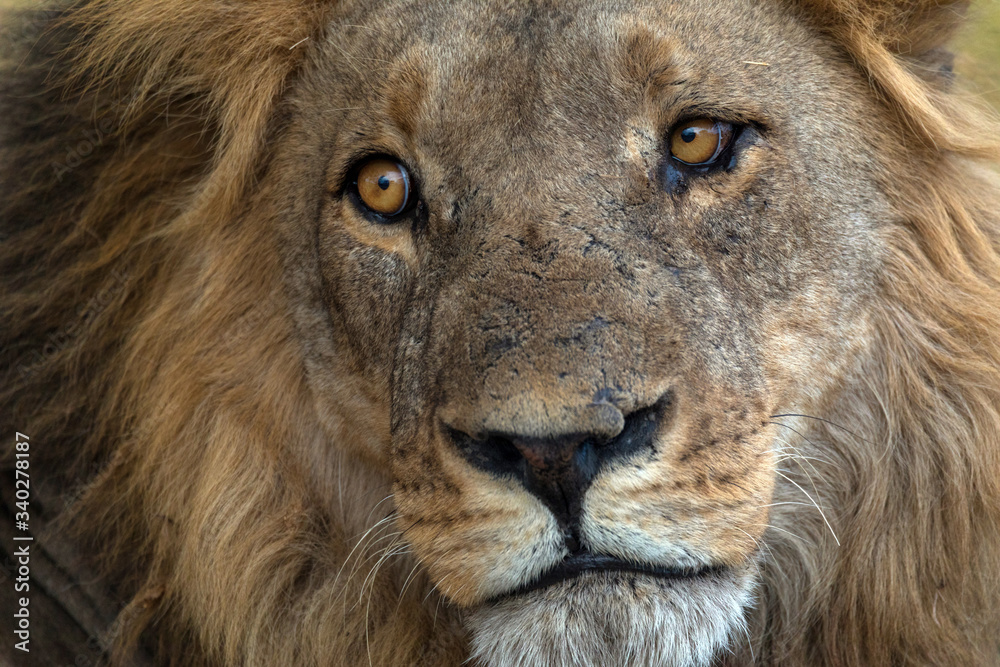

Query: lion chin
<box><xmin>467</xmin><ymin>569</ymin><xmax>754</xmax><ymax>667</ymax></box>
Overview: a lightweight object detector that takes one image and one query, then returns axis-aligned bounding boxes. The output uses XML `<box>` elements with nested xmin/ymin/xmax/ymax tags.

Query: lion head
<box><xmin>2</xmin><ymin>0</ymin><xmax>999</xmax><ymax>665</ymax></box>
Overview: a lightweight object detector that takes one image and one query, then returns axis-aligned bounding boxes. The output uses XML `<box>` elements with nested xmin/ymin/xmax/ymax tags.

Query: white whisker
<box><xmin>774</xmin><ymin>470</ymin><xmax>840</xmax><ymax>546</ymax></box>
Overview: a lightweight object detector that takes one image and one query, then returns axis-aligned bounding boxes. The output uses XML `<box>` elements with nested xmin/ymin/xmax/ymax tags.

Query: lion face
<box><xmin>279</xmin><ymin>0</ymin><xmax>886</xmax><ymax>663</ymax></box>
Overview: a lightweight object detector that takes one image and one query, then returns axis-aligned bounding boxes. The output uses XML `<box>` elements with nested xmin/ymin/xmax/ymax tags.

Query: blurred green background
<box><xmin>1</xmin><ymin>0</ymin><xmax>999</xmax><ymax>109</ymax></box>
<box><xmin>959</xmin><ymin>1</ymin><xmax>1000</xmax><ymax>110</ymax></box>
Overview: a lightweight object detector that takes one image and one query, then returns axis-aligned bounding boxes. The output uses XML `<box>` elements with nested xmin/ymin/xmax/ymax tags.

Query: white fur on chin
<box><xmin>465</xmin><ymin>567</ymin><xmax>755</xmax><ymax>667</ymax></box>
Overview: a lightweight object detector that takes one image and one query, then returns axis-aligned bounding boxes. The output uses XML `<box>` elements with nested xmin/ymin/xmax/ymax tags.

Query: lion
<box><xmin>2</xmin><ymin>0</ymin><xmax>999</xmax><ymax>665</ymax></box>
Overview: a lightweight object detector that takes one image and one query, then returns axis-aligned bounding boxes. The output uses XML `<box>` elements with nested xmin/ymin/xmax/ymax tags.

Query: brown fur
<box><xmin>1</xmin><ymin>0</ymin><xmax>999</xmax><ymax>665</ymax></box>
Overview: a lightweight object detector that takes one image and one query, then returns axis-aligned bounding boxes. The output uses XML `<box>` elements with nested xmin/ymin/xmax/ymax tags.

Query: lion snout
<box><xmin>443</xmin><ymin>394</ymin><xmax>673</xmax><ymax>549</ymax></box>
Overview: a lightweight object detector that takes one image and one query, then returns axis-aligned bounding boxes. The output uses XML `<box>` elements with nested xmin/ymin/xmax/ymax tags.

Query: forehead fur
<box><xmin>66</xmin><ymin>0</ymin><xmax>995</xmax><ymax>221</ymax></box>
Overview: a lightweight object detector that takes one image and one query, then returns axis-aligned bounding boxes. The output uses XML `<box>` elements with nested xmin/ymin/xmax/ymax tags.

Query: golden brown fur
<box><xmin>1</xmin><ymin>0</ymin><xmax>999</xmax><ymax>665</ymax></box>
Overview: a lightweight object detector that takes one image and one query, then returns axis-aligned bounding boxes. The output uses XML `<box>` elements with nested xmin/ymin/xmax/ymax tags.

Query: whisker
<box><xmin>768</xmin><ymin>421</ymin><xmax>834</xmax><ymax>458</ymax></box>
<box><xmin>774</xmin><ymin>470</ymin><xmax>840</xmax><ymax>546</ymax></box>
<box><xmin>737</xmin><ymin>609</ymin><xmax>756</xmax><ymax>664</ymax></box>
<box><xmin>396</xmin><ymin>560</ymin><xmax>424</xmax><ymax>611</ymax></box>
<box><xmin>770</xmin><ymin>413</ymin><xmax>872</xmax><ymax>446</ymax></box>
<box><xmin>362</xmin><ymin>494</ymin><xmax>397</xmax><ymax>530</ymax></box>
<box><xmin>346</xmin><ymin>531</ymin><xmax>405</xmax><ymax>596</ymax></box>
<box><xmin>360</xmin><ymin>542</ymin><xmax>410</xmax><ymax>603</ymax></box>
<box><xmin>770</xmin><ymin>442</ymin><xmax>835</xmax><ymax>467</ymax></box>
<box><xmin>756</xmin><ymin>501</ymin><xmax>831</xmax><ymax>510</ymax></box>
<box><xmin>749</xmin><ymin>523</ymin><xmax>813</xmax><ymax>546</ymax></box>
<box><xmin>771</xmin><ymin>439</ymin><xmax>831</xmax><ymax>511</ymax></box>
<box><xmin>334</xmin><ymin>511</ymin><xmax>399</xmax><ymax>593</ymax></box>
<box><xmin>424</xmin><ymin>575</ymin><xmax>452</xmax><ymax>606</ymax></box>
<box><xmin>362</xmin><ymin>542</ymin><xmax>412</xmax><ymax>662</ymax></box>
<box><xmin>734</xmin><ymin>526</ymin><xmax>775</xmax><ymax>567</ymax></box>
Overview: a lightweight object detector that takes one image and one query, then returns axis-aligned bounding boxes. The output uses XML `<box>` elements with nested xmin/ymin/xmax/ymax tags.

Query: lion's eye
<box><xmin>354</xmin><ymin>158</ymin><xmax>412</xmax><ymax>218</ymax></box>
<box><xmin>669</xmin><ymin>119</ymin><xmax>734</xmax><ymax>166</ymax></box>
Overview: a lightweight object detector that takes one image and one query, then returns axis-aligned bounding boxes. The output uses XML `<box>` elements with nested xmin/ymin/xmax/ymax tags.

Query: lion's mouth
<box><xmin>489</xmin><ymin>551</ymin><xmax>720</xmax><ymax>603</ymax></box>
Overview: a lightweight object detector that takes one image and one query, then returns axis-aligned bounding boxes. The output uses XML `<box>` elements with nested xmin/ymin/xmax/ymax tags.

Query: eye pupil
<box><xmin>681</xmin><ymin>128</ymin><xmax>698</xmax><ymax>143</ymax></box>
<box><xmin>378</xmin><ymin>175</ymin><xmax>390</xmax><ymax>190</ymax></box>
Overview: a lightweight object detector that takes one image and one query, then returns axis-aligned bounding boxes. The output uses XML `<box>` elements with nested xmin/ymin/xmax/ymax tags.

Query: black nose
<box><xmin>447</xmin><ymin>397</ymin><xmax>668</xmax><ymax>551</ymax></box>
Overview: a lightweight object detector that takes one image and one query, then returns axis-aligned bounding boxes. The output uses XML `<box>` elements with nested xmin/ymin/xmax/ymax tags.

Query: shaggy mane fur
<box><xmin>2</xmin><ymin>0</ymin><xmax>999</xmax><ymax>664</ymax></box>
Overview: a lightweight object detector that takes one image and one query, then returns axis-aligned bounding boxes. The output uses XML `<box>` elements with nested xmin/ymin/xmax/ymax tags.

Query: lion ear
<box><xmin>795</xmin><ymin>0</ymin><xmax>966</xmax><ymax>85</ymax></box>
<box><xmin>915</xmin><ymin>47</ymin><xmax>956</xmax><ymax>89</ymax></box>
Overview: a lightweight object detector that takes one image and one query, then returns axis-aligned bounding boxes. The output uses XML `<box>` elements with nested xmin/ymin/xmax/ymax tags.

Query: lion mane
<box><xmin>2</xmin><ymin>0</ymin><xmax>999</xmax><ymax>665</ymax></box>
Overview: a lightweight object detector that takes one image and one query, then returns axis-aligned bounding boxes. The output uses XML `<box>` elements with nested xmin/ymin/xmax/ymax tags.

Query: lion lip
<box><xmin>488</xmin><ymin>551</ymin><xmax>719</xmax><ymax>604</ymax></box>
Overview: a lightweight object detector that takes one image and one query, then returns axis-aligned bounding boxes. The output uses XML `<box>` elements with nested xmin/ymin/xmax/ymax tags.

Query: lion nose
<box><xmin>446</xmin><ymin>399</ymin><xmax>666</xmax><ymax>551</ymax></box>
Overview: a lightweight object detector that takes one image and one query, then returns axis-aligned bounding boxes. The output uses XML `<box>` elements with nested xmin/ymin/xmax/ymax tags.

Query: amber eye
<box><xmin>355</xmin><ymin>157</ymin><xmax>412</xmax><ymax>218</ymax></box>
<box><xmin>669</xmin><ymin>119</ymin><xmax>734</xmax><ymax>166</ymax></box>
